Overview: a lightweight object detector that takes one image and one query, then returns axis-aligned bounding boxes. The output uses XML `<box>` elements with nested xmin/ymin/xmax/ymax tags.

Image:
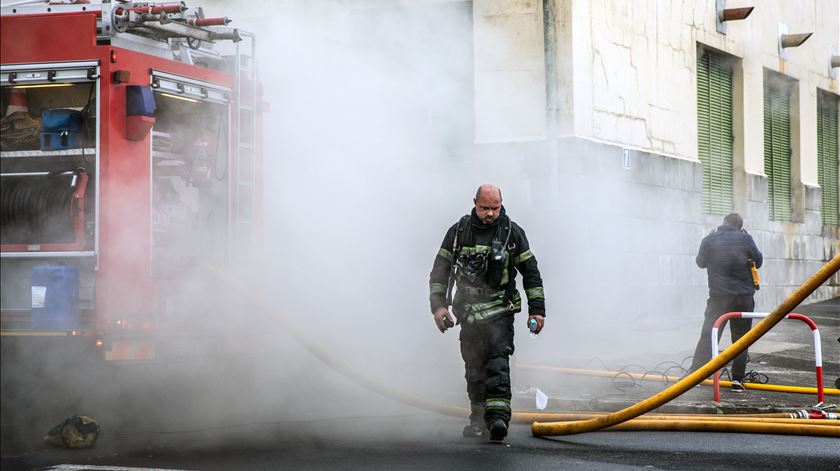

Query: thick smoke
<box><xmin>136</xmin><ymin>0</ymin><xmax>713</xmax><ymax>431</ymax></box>
<box><xmin>220</xmin><ymin>0</ymin><xmax>699</xmax><ymax>421</ymax></box>
<box><xmin>244</xmin><ymin>1</ymin><xmax>481</xmax><ymax>417</ymax></box>
<box><xmin>1</xmin><ymin>1</ymin><xmax>744</xmax><ymax>454</ymax></box>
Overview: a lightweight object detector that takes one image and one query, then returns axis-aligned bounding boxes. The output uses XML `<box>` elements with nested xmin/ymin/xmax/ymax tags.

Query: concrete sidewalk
<box><xmin>512</xmin><ymin>298</ymin><xmax>839</xmax><ymax>415</ymax></box>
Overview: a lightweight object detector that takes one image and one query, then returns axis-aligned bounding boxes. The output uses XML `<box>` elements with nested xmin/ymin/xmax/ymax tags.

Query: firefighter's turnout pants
<box><xmin>459</xmin><ymin>314</ymin><xmax>514</xmax><ymax>428</ymax></box>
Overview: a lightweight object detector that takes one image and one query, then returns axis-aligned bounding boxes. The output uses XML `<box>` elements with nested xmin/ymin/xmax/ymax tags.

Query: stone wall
<box><xmin>475</xmin><ymin>136</ymin><xmax>839</xmax><ymax>328</ymax></box>
<box><xmin>470</xmin><ymin>0</ymin><xmax>840</xmax><ymax>319</ymax></box>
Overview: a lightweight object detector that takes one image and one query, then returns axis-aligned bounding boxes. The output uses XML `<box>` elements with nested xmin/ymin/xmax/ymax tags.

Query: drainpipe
<box><xmin>544</xmin><ymin>0</ymin><xmax>558</xmax><ymax>135</ymax></box>
<box><xmin>543</xmin><ymin>0</ymin><xmax>560</xmax><ymax>204</ymax></box>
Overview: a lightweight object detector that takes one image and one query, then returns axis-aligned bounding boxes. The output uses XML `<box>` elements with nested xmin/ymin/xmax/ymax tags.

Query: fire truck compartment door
<box><xmin>1</xmin><ymin>61</ymin><xmax>100</xmax><ymax>86</ymax></box>
<box><xmin>150</xmin><ymin>70</ymin><xmax>230</xmax><ymax>105</ymax></box>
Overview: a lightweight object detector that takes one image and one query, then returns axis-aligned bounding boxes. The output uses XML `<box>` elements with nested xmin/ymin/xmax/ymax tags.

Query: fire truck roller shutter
<box><xmin>149</xmin><ymin>70</ymin><xmax>230</xmax><ymax>104</ymax></box>
<box><xmin>1</xmin><ymin>61</ymin><xmax>100</xmax><ymax>87</ymax></box>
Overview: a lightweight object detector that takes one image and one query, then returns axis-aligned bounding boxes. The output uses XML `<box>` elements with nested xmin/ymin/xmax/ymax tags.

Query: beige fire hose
<box><xmin>204</xmin><ymin>256</ymin><xmax>839</xmax><ymax>437</ymax></box>
<box><xmin>531</xmin><ymin>255</ymin><xmax>840</xmax><ymax>437</ymax></box>
<box><xmin>516</xmin><ymin>365</ymin><xmax>840</xmax><ymax>396</ymax></box>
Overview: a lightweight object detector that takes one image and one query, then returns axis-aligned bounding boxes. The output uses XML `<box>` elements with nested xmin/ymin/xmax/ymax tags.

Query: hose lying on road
<box><xmin>531</xmin><ymin>255</ymin><xmax>840</xmax><ymax>437</ymax></box>
<box><xmin>514</xmin><ymin>412</ymin><xmax>840</xmax><ymax>437</ymax></box>
<box><xmin>205</xmin><ymin>257</ymin><xmax>840</xmax><ymax>438</ymax></box>
<box><xmin>517</xmin><ymin>365</ymin><xmax>840</xmax><ymax>396</ymax></box>
<box><xmin>513</xmin><ymin>412</ymin><xmax>839</xmax><ymax>424</ymax></box>
<box><xmin>587</xmin><ymin>420</ymin><xmax>838</xmax><ymax>437</ymax></box>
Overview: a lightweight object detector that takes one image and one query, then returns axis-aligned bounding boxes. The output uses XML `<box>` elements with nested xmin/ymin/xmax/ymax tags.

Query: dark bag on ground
<box><xmin>44</xmin><ymin>415</ymin><xmax>101</xmax><ymax>449</ymax></box>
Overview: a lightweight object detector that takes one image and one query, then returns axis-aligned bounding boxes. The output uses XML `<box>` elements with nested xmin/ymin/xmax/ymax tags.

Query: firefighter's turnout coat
<box><xmin>428</xmin><ymin>206</ymin><xmax>546</xmax><ymax>428</ymax></box>
<box><xmin>429</xmin><ymin>207</ymin><xmax>545</xmax><ymax>324</ymax></box>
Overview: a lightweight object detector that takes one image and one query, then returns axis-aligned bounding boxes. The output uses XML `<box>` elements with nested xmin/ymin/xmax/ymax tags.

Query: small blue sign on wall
<box><xmin>622</xmin><ymin>148</ymin><xmax>631</xmax><ymax>170</ymax></box>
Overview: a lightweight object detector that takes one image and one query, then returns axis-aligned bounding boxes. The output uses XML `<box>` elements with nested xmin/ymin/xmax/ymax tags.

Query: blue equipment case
<box><xmin>40</xmin><ymin>109</ymin><xmax>83</xmax><ymax>150</ymax></box>
<box><xmin>30</xmin><ymin>264</ymin><xmax>79</xmax><ymax>330</ymax></box>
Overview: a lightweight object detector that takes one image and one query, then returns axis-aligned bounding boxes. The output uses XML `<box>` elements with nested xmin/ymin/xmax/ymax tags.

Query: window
<box><xmin>817</xmin><ymin>91</ymin><xmax>839</xmax><ymax>226</ymax></box>
<box><xmin>763</xmin><ymin>72</ymin><xmax>792</xmax><ymax>222</ymax></box>
<box><xmin>696</xmin><ymin>48</ymin><xmax>734</xmax><ymax>215</ymax></box>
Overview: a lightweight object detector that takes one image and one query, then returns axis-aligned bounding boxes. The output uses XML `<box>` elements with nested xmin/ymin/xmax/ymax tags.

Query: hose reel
<box><xmin>0</xmin><ymin>169</ymin><xmax>89</xmax><ymax>247</ymax></box>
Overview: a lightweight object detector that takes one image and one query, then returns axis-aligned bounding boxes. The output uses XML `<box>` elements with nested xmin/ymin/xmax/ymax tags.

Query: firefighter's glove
<box><xmin>527</xmin><ymin>314</ymin><xmax>545</xmax><ymax>334</ymax></box>
<box><xmin>433</xmin><ymin>307</ymin><xmax>455</xmax><ymax>333</ymax></box>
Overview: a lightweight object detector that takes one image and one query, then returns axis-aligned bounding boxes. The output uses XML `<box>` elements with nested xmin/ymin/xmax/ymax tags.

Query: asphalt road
<box><xmin>3</xmin><ymin>415</ymin><xmax>840</xmax><ymax>471</ymax></box>
<box><xmin>2</xmin><ymin>298</ymin><xmax>837</xmax><ymax>470</ymax></box>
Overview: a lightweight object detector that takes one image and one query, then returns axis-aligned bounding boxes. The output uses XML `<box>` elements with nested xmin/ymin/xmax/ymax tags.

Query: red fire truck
<box><xmin>0</xmin><ymin>1</ymin><xmax>263</xmax><ymax>363</ymax></box>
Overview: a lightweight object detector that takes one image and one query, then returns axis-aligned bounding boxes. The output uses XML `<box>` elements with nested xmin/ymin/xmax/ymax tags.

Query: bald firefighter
<box><xmin>429</xmin><ymin>184</ymin><xmax>546</xmax><ymax>441</ymax></box>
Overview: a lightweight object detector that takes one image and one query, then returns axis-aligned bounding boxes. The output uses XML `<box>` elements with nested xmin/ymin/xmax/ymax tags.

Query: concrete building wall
<box><xmin>471</xmin><ymin>0</ymin><xmax>839</xmax><ymax>317</ymax></box>
<box><xmin>574</xmin><ymin>0</ymin><xmax>697</xmax><ymax>158</ymax></box>
<box><xmin>565</xmin><ymin>0</ymin><xmax>839</xmax><ymax>166</ymax></box>
<box><xmin>473</xmin><ymin>0</ymin><xmax>547</xmax><ymax>143</ymax></box>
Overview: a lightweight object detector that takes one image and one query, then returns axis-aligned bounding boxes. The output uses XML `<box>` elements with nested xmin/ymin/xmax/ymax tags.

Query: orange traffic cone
<box><xmin>5</xmin><ymin>89</ymin><xmax>28</xmax><ymax>117</ymax></box>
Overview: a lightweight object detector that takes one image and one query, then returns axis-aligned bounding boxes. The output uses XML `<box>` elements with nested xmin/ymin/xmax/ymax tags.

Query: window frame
<box><xmin>817</xmin><ymin>90</ymin><xmax>839</xmax><ymax>227</ymax></box>
<box><xmin>696</xmin><ymin>47</ymin><xmax>735</xmax><ymax>216</ymax></box>
<box><xmin>763</xmin><ymin>71</ymin><xmax>793</xmax><ymax>223</ymax></box>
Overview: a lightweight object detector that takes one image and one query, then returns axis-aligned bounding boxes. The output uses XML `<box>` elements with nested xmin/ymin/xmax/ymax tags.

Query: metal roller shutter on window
<box><xmin>697</xmin><ymin>51</ymin><xmax>734</xmax><ymax>215</ymax></box>
<box><xmin>818</xmin><ymin>93</ymin><xmax>839</xmax><ymax>226</ymax></box>
<box><xmin>764</xmin><ymin>83</ymin><xmax>791</xmax><ymax>222</ymax></box>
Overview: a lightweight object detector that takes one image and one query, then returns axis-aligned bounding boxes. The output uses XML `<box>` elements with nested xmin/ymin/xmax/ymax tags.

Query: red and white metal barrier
<box><xmin>711</xmin><ymin>311</ymin><xmax>823</xmax><ymax>404</ymax></box>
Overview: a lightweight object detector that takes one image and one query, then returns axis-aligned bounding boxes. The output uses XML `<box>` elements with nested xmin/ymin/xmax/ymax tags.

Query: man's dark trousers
<box><xmin>459</xmin><ymin>314</ymin><xmax>514</xmax><ymax>428</ymax></box>
<box><xmin>690</xmin><ymin>294</ymin><xmax>754</xmax><ymax>382</ymax></box>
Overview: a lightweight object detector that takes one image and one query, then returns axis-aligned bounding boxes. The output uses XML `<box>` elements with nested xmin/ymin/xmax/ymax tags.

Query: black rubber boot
<box><xmin>462</xmin><ymin>404</ymin><xmax>486</xmax><ymax>438</ymax></box>
<box><xmin>488</xmin><ymin>419</ymin><xmax>507</xmax><ymax>441</ymax></box>
<box><xmin>462</xmin><ymin>423</ymin><xmax>485</xmax><ymax>438</ymax></box>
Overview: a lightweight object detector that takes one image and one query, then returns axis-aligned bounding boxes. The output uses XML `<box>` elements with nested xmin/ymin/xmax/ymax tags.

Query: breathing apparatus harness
<box><xmin>445</xmin><ymin>214</ymin><xmax>517</xmax><ymax>313</ymax></box>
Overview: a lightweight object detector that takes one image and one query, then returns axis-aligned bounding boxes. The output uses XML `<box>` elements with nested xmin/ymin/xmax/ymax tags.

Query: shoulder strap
<box><xmin>503</xmin><ymin>216</ymin><xmax>517</xmax><ymax>309</ymax></box>
<box><xmin>446</xmin><ymin>214</ymin><xmax>471</xmax><ymax>306</ymax></box>
<box><xmin>458</xmin><ymin>214</ymin><xmax>471</xmax><ymax>251</ymax></box>
<box><xmin>501</xmin><ymin>215</ymin><xmax>513</xmax><ymax>248</ymax></box>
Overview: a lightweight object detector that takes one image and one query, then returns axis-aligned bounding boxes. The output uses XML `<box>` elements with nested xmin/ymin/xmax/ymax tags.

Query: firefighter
<box><xmin>429</xmin><ymin>184</ymin><xmax>546</xmax><ymax>441</ymax></box>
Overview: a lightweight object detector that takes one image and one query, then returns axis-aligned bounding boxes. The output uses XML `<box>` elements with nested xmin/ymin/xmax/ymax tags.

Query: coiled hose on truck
<box><xmin>0</xmin><ymin>173</ymin><xmax>78</xmax><ymax>244</ymax></box>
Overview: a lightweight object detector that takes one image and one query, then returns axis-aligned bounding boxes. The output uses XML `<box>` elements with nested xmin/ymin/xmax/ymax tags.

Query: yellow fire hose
<box><xmin>513</xmin><ymin>412</ymin><xmax>838</xmax><ymax>426</ymax></box>
<box><xmin>513</xmin><ymin>411</ymin><xmax>837</xmax><ymax>423</ymax></box>
<box><xmin>587</xmin><ymin>420</ymin><xmax>838</xmax><ymax>437</ymax></box>
<box><xmin>516</xmin><ymin>412</ymin><xmax>840</xmax><ymax>437</ymax></box>
<box><xmin>513</xmin><ymin>412</ymin><xmax>840</xmax><ymax>436</ymax></box>
<box><xmin>531</xmin><ymin>255</ymin><xmax>840</xmax><ymax>437</ymax></box>
<box><xmin>517</xmin><ymin>411</ymin><xmax>827</xmax><ymax>419</ymax></box>
<box><xmin>517</xmin><ymin>365</ymin><xmax>840</xmax><ymax>396</ymax></box>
